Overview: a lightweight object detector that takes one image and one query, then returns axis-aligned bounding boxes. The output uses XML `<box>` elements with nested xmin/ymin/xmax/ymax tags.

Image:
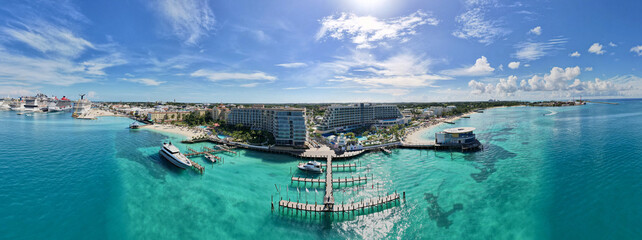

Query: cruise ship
<box><xmin>72</xmin><ymin>94</ymin><xmax>92</xmax><ymax>117</ymax></box>
<box><xmin>0</xmin><ymin>98</ymin><xmax>11</xmax><ymax>110</ymax></box>
<box><xmin>47</xmin><ymin>96</ymin><xmax>73</xmax><ymax>112</ymax></box>
<box><xmin>9</xmin><ymin>98</ymin><xmax>25</xmax><ymax>111</ymax></box>
<box><xmin>23</xmin><ymin>93</ymin><xmax>50</xmax><ymax>112</ymax></box>
<box><xmin>159</xmin><ymin>142</ymin><xmax>193</xmax><ymax>169</ymax></box>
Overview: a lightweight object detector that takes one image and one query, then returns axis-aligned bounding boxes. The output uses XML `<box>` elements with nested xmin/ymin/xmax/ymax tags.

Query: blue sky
<box><xmin>0</xmin><ymin>0</ymin><xmax>641</xmax><ymax>102</ymax></box>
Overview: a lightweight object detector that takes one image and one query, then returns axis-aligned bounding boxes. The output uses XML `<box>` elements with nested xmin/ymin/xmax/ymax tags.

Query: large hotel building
<box><xmin>227</xmin><ymin>106</ymin><xmax>307</xmax><ymax>147</ymax></box>
<box><xmin>318</xmin><ymin>103</ymin><xmax>407</xmax><ymax>133</ymax></box>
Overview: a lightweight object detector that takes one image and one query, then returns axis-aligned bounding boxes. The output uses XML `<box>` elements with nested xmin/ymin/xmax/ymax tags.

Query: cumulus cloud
<box><xmin>190</xmin><ymin>70</ymin><xmax>277</xmax><ymax>82</ymax></box>
<box><xmin>316</xmin><ymin>10</ymin><xmax>438</xmax><ymax>49</ymax></box>
<box><xmin>441</xmin><ymin>56</ymin><xmax>495</xmax><ymax>76</ymax></box>
<box><xmin>468</xmin><ymin>66</ymin><xmax>627</xmax><ymax>96</ymax></box>
<box><xmin>122</xmin><ymin>78</ymin><xmax>165</xmax><ymax>86</ymax></box>
<box><xmin>570</xmin><ymin>51</ymin><xmax>581</xmax><ymax>57</ymax></box>
<box><xmin>529</xmin><ymin>26</ymin><xmax>542</xmax><ymax>35</ymax></box>
<box><xmin>452</xmin><ymin>1</ymin><xmax>509</xmax><ymax>44</ymax></box>
<box><xmin>508</xmin><ymin>61</ymin><xmax>520</xmax><ymax>69</ymax></box>
<box><xmin>588</xmin><ymin>43</ymin><xmax>605</xmax><ymax>55</ymax></box>
<box><xmin>276</xmin><ymin>62</ymin><xmax>307</xmax><ymax>68</ymax></box>
<box><xmin>609</xmin><ymin>42</ymin><xmax>617</xmax><ymax>47</ymax></box>
<box><xmin>513</xmin><ymin>38</ymin><xmax>567</xmax><ymax>61</ymax></box>
<box><xmin>631</xmin><ymin>45</ymin><xmax>642</xmax><ymax>56</ymax></box>
<box><xmin>152</xmin><ymin>0</ymin><xmax>215</xmax><ymax>45</ymax></box>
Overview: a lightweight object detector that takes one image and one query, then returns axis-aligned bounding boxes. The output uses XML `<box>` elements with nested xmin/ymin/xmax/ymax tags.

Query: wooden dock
<box><xmin>187</xmin><ymin>159</ymin><xmax>204</xmax><ymax>174</ymax></box>
<box><xmin>319</xmin><ymin>163</ymin><xmax>357</xmax><ymax>169</ymax></box>
<box><xmin>278</xmin><ymin>193</ymin><xmax>400</xmax><ymax>213</ymax></box>
<box><xmin>291</xmin><ymin>175</ymin><xmax>368</xmax><ymax>185</ymax></box>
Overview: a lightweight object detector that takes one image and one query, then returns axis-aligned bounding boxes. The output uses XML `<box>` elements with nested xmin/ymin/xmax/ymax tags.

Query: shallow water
<box><xmin>1</xmin><ymin>100</ymin><xmax>641</xmax><ymax>239</ymax></box>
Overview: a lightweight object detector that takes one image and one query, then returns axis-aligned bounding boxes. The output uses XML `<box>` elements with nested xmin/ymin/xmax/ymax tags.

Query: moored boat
<box><xmin>129</xmin><ymin>121</ymin><xmax>140</xmax><ymax>129</ymax></box>
<box><xmin>298</xmin><ymin>161</ymin><xmax>323</xmax><ymax>173</ymax></box>
<box><xmin>159</xmin><ymin>142</ymin><xmax>192</xmax><ymax>169</ymax></box>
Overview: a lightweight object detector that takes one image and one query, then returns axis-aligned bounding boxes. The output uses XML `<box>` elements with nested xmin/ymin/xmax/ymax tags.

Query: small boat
<box><xmin>298</xmin><ymin>161</ymin><xmax>323</xmax><ymax>173</ymax></box>
<box><xmin>159</xmin><ymin>142</ymin><xmax>193</xmax><ymax>169</ymax></box>
<box><xmin>129</xmin><ymin>121</ymin><xmax>140</xmax><ymax>129</ymax></box>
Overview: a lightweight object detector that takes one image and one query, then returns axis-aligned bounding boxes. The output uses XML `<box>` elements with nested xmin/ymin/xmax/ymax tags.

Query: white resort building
<box><xmin>318</xmin><ymin>103</ymin><xmax>407</xmax><ymax>133</ymax></box>
<box><xmin>435</xmin><ymin>127</ymin><xmax>480</xmax><ymax>148</ymax></box>
<box><xmin>227</xmin><ymin>106</ymin><xmax>307</xmax><ymax>147</ymax></box>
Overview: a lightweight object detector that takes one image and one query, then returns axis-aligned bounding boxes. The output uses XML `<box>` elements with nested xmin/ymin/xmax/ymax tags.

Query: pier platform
<box><xmin>278</xmin><ymin>193</ymin><xmax>400</xmax><ymax>213</ymax></box>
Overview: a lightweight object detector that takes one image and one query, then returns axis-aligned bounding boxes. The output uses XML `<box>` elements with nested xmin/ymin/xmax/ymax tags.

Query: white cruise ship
<box><xmin>9</xmin><ymin>99</ymin><xmax>25</xmax><ymax>111</ymax></box>
<box><xmin>72</xmin><ymin>94</ymin><xmax>92</xmax><ymax>117</ymax></box>
<box><xmin>0</xmin><ymin>98</ymin><xmax>11</xmax><ymax>110</ymax></box>
<box><xmin>159</xmin><ymin>142</ymin><xmax>193</xmax><ymax>169</ymax></box>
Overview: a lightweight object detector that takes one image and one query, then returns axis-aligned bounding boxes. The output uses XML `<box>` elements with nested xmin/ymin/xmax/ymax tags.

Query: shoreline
<box><xmin>402</xmin><ymin>106</ymin><xmax>513</xmax><ymax>145</ymax></box>
<box><xmin>140</xmin><ymin>124</ymin><xmax>207</xmax><ymax>139</ymax></box>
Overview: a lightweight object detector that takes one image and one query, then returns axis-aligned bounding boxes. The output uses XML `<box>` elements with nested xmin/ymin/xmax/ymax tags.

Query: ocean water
<box><xmin>1</xmin><ymin>100</ymin><xmax>641</xmax><ymax>239</ymax></box>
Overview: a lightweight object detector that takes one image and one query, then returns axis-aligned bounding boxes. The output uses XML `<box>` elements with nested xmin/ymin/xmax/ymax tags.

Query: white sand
<box><xmin>140</xmin><ymin>124</ymin><xmax>207</xmax><ymax>139</ymax></box>
<box><xmin>403</xmin><ymin>113</ymin><xmax>474</xmax><ymax>145</ymax></box>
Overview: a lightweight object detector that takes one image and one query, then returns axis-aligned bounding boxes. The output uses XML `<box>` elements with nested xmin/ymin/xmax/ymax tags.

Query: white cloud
<box><xmin>284</xmin><ymin>87</ymin><xmax>306</xmax><ymax>90</ymax></box>
<box><xmin>529</xmin><ymin>26</ymin><xmax>542</xmax><ymax>35</ymax></box>
<box><xmin>441</xmin><ymin>56</ymin><xmax>495</xmax><ymax>76</ymax></box>
<box><xmin>609</xmin><ymin>42</ymin><xmax>617</xmax><ymax>47</ymax></box>
<box><xmin>513</xmin><ymin>38</ymin><xmax>567</xmax><ymax>61</ymax></box>
<box><xmin>508</xmin><ymin>61</ymin><xmax>520</xmax><ymax>69</ymax></box>
<box><xmin>123</xmin><ymin>78</ymin><xmax>165</xmax><ymax>86</ymax></box>
<box><xmin>354</xmin><ymin>88</ymin><xmax>410</xmax><ymax>96</ymax></box>
<box><xmin>452</xmin><ymin>1</ymin><xmax>509</xmax><ymax>44</ymax></box>
<box><xmin>239</xmin><ymin>83</ymin><xmax>259</xmax><ymax>88</ymax></box>
<box><xmin>588</xmin><ymin>43</ymin><xmax>605</xmax><ymax>55</ymax></box>
<box><xmin>524</xmin><ymin>64</ymin><xmax>531</xmax><ymax>67</ymax></box>
<box><xmin>631</xmin><ymin>45</ymin><xmax>642</xmax><ymax>56</ymax></box>
<box><xmin>2</xmin><ymin>21</ymin><xmax>94</xmax><ymax>58</ymax></box>
<box><xmin>584</xmin><ymin>67</ymin><xmax>593</xmax><ymax>71</ymax></box>
<box><xmin>469</xmin><ymin>66</ymin><xmax>628</xmax><ymax>96</ymax></box>
<box><xmin>276</xmin><ymin>62</ymin><xmax>308</xmax><ymax>68</ymax></box>
<box><xmin>316</xmin><ymin>10</ymin><xmax>438</xmax><ymax>49</ymax></box>
<box><xmin>469</xmin><ymin>75</ymin><xmax>519</xmax><ymax>95</ymax></box>
<box><xmin>152</xmin><ymin>0</ymin><xmax>215</xmax><ymax>45</ymax></box>
<box><xmin>302</xmin><ymin>51</ymin><xmax>451</xmax><ymax>96</ymax></box>
<box><xmin>190</xmin><ymin>70</ymin><xmax>277</xmax><ymax>82</ymax></box>
<box><xmin>81</xmin><ymin>53</ymin><xmax>127</xmax><ymax>75</ymax></box>
<box><xmin>570</xmin><ymin>51</ymin><xmax>581</xmax><ymax>57</ymax></box>
<box><xmin>87</xmin><ymin>91</ymin><xmax>96</xmax><ymax>98</ymax></box>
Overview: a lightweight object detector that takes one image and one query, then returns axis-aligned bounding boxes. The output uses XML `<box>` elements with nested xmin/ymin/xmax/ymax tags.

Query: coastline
<box><xmin>402</xmin><ymin>106</ymin><xmax>510</xmax><ymax>145</ymax></box>
<box><xmin>140</xmin><ymin>124</ymin><xmax>206</xmax><ymax>139</ymax></box>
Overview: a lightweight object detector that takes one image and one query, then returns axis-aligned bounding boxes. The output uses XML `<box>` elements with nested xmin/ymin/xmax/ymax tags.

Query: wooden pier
<box><xmin>291</xmin><ymin>175</ymin><xmax>368</xmax><ymax>185</ymax></box>
<box><xmin>187</xmin><ymin>159</ymin><xmax>204</xmax><ymax>174</ymax></box>
<box><xmin>319</xmin><ymin>163</ymin><xmax>357</xmax><ymax>169</ymax></box>
<box><xmin>278</xmin><ymin>193</ymin><xmax>400</xmax><ymax>213</ymax></box>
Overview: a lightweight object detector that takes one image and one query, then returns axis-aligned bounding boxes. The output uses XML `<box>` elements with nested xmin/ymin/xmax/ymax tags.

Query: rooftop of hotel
<box><xmin>442</xmin><ymin>127</ymin><xmax>475</xmax><ymax>134</ymax></box>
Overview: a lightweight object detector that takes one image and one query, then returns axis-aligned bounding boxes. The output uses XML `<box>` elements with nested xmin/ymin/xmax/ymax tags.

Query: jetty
<box><xmin>381</xmin><ymin>148</ymin><xmax>392</xmax><ymax>154</ymax></box>
<box><xmin>274</xmin><ymin>155</ymin><xmax>403</xmax><ymax>216</ymax></box>
<box><xmin>187</xmin><ymin>159</ymin><xmax>204</xmax><ymax>174</ymax></box>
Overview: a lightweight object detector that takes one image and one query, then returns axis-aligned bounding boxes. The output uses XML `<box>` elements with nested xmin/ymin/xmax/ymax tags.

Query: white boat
<box><xmin>129</xmin><ymin>121</ymin><xmax>140</xmax><ymax>129</ymax></box>
<box><xmin>298</xmin><ymin>161</ymin><xmax>323</xmax><ymax>173</ymax></box>
<box><xmin>159</xmin><ymin>142</ymin><xmax>193</xmax><ymax>169</ymax></box>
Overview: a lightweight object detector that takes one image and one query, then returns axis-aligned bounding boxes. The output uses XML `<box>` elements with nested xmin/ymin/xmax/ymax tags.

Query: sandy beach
<box><xmin>403</xmin><ymin>112</ymin><xmax>475</xmax><ymax>145</ymax></box>
<box><xmin>140</xmin><ymin>124</ymin><xmax>207</xmax><ymax>139</ymax></box>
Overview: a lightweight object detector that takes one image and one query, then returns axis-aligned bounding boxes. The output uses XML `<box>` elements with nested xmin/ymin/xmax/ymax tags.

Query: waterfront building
<box><xmin>147</xmin><ymin>111</ymin><xmax>192</xmax><ymax>122</ymax></box>
<box><xmin>210</xmin><ymin>107</ymin><xmax>230</xmax><ymax>122</ymax></box>
<box><xmin>435</xmin><ymin>127</ymin><xmax>480</xmax><ymax>148</ymax></box>
<box><xmin>227</xmin><ymin>106</ymin><xmax>307</xmax><ymax>146</ymax></box>
<box><xmin>318</xmin><ymin>103</ymin><xmax>406</xmax><ymax>133</ymax></box>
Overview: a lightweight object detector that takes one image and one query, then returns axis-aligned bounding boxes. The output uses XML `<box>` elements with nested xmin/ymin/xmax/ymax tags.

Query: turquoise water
<box><xmin>1</xmin><ymin>100</ymin><xmax>642</xmax><ymax>239</ymax></box>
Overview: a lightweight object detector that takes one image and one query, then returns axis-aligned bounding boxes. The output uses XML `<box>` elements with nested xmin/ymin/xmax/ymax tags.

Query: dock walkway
<box><xmin>279</xmin><ymin>193</ymin><xmax>400</xmax><ymax>213</ymax></box>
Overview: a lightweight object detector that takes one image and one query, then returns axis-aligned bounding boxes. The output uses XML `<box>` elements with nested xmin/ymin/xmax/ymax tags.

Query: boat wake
<box><xmin>544</xmin><ymin>110</ymin><xmax>558</xmax><ymax>116</ymax></box>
